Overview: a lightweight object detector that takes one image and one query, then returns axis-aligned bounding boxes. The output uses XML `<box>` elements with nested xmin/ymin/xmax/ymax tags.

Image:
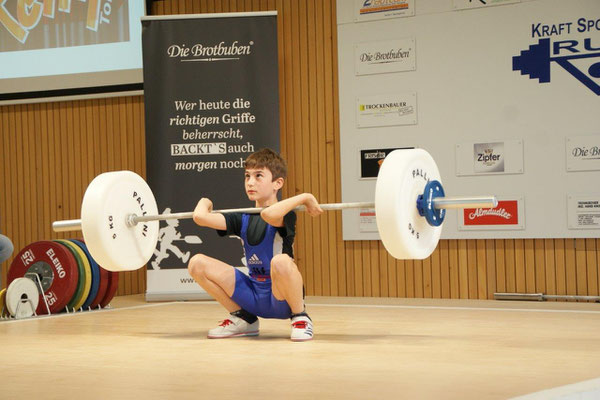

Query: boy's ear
<box><xmin>273</xmin><ymin>177</ymin><xmax>284</xmax><ymax>190</ymax></box>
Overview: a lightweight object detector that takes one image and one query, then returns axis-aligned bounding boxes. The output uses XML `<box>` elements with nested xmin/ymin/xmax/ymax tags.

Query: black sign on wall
<box><xmin>142</xmin><ymin>13</ymin><xmax>280</xmax><ymax>270</ymax></box>
<box><xmin>360</xmin><ymin>147</ymin><xmax>413</xmax><ymax>178</ymax></box>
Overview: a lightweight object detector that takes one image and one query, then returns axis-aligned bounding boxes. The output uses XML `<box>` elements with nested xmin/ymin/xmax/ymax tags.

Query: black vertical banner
<box><xmin>141</xmin><ymin>13</ymin><xmax>279</xmax><ymax>299</ymax></box>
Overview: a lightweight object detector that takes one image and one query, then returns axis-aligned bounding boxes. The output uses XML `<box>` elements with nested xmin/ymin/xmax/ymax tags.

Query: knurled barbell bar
<box><xmin>52</xmin><ymin>149</ymin><xmax>498</xmax><ymax>272</ymax></box>
<box><xmin>494</xmin><ymin>293</ymin><xmax>600</xmax><ymax>302</ymax></box>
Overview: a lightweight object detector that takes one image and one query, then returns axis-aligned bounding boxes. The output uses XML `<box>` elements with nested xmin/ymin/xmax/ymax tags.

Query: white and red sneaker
<box><xmin>290</xmin><ymin>315</ymin><xmax>313</xmax><ymax>342</ymax></box>
<box><xmin>207</xmin><ymin>315</ymin><xmax>259</xmax><ymax>339</ymax></box>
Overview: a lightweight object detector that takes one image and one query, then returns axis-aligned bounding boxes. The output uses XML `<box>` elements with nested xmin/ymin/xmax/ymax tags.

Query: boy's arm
<box><xmin>192</xmin><ymin>198</ymin><xmax>227</xmax><ymax>230</ymax></box>
<box><xmin>261</xmin><ymin>193</ymin><xmax>323</xmax><ymax>227</ymax></box>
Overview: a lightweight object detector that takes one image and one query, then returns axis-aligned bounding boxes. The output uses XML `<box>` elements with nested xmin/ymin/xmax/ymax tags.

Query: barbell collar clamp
<box><xmin>432</xmin><ymin>196</ymin><xmax>498</xmax><ymax>209</ymax></box>
<box><xmin>52</xmin><ymin>219</ymin><xmax>83</xmax><ymax>233</ymax></box>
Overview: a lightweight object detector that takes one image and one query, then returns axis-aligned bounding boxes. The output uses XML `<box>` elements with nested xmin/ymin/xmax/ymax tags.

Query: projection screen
<box><xmin>0</xmin><ymin>0</ymin><xmax>145</xmax><ymax>104</ymax></box>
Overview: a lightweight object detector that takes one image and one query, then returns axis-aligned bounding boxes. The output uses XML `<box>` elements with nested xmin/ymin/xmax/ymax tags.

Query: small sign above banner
<box><xmin>452</xmin><ymin>0</ymin><xmax>520</xmax><ymax>11</ymax></box>
<box><xmin>356</xmin><ymin>92</ymin><xmax>417</xmax><ymax>128</ymax></box>
<box><xmin>455</xmin><ymin>139</ymin><xmax>524</xmax><ymax>176</ymax></box>
<box><xmin>568</xmin><ymin>194</ymin><xmax>600</xmax><ymax>230</ymax></box>
<box><xmin>566</xmin><ymin>135</ymin><xmax>600</xmax><ymax>172</ymax></box>
<box><xmin>354</xmin><ymin>0</ymin><xmax>415</xmax><ymax>22</ymax></box>
<box><xmin>359</xmin><ymin>208</ymin><xmax>378</xmax><ymax>232</ymax></box>
<box><xmin>360</xmin><ymin>147</ymin><xmax>412</xmax><ymax>179</ymax></box>
<box><xmin>355</xmin><ymin>38</ymin><xmax>416</xmax><ymax>76</ymax></box>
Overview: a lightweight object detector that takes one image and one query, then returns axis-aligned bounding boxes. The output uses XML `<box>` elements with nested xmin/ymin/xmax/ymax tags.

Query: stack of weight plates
<box><xmin>5</xmin><ymin>240</ymin><xmax>120</xmax><ymax>317</ymax></box>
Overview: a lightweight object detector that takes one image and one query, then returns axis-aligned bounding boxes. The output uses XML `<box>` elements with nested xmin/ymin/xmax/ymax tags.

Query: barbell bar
<box><xmin>52</xmin><ymin>202</ymin><xmax>374</xmax><ymax>232</ymax></box>
<box><xmin>131</xmin><ymin>197</ymin><xmax>496</xmax><ymax>224</ymax></box>
<box><xmin>51</xmin><ymin>149</ymin><xmax>498</xmax><ymax>272</ymax></box>
<box><xmin>494</xmin><ymin>293</ymin><xmax>600</xmax><ymax>302</ymax></box>
<box><xmin>52</xmin><ymin>196</ymin><xmax>497</xmax><ymax>232</ymax></box>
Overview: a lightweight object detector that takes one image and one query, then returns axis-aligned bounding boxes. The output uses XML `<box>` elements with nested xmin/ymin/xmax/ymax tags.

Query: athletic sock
<box><xmin>230</xmin><ymin>308</ymin><xmax>258</xmax><ymax>324</ymax></box>
<box><xmin>290</xmin><ymin>310</ymin><xmax>311</xmax><ymax>321</ymax></box>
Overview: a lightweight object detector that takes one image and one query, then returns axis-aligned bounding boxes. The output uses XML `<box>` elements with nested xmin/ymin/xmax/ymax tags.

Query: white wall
<box><xmin>337</xmin><ymin>0</ymin><xmax>600</xmax><ymax>240</ymax></box>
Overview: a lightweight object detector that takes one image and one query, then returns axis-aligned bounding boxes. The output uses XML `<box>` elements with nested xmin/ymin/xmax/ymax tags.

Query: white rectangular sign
<box><xmin>455</xmin><ymin>139</ymin><xmax>524</xmax><ymax>176</ymax></box>
<box><xmin>354</xmin><ymin>0</ymin><xmax>415</xmax><ymax>22</ymax></box>
<box><xmin>452</xmin><ymin>0</ymin><xmax>520</xmax><ymax>11</ymax></box>
<box><xmin>146</xmin><ymin>269</ymin><xmax>210</xmax><ymax>301</ymax></box>
<box><xmin>566</xmin><ymin>135</ymin><xmax>600</xmax><ymax>172</ymax></box>
<box><xmin>356</xmin><ymin>92</ymin><xmax>417</xmax><ymax>128</ymax></box>
<box><xmin>359</xmin><ymin>208</ymin><xmax>378</xmax><ymax>232</ymax></box>
<box><xmin>355</xmin><ymin>38</ymin><xmax>416</xmax><ymax>76</ymax></box>
<box><xmin>568</xmin><ymin>195</ymin><xmax>600</xmax><ymax>230</ymax></box>
<box><xmin>458</xmin><ymin>196</ymin><xmax>525</xmax><ymax>231</ymax></box>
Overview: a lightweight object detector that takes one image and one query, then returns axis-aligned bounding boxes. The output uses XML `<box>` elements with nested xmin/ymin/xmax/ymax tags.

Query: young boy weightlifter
<box><xmin>188</xmin><ymin>148</ymin><xmax>322</xmax><ymax>341</ymax></box>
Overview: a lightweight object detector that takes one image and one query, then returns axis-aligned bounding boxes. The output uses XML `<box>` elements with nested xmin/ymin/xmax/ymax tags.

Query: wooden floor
<box><xmin>2</xmin><ymin>296</ymin><xmax>600</xmax><ymax>399</ymax></box>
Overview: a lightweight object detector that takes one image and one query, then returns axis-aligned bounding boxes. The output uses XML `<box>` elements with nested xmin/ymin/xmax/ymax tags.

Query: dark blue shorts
<box><xmin>231</xmin><ymin>268</ymin><xmax>291</xmax><ymax>319</ymax></box>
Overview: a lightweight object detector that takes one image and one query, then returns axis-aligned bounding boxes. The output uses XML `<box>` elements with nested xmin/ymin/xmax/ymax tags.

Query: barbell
<box><xmin>52</xmin><ymin>149</ymin><xmax>497</xmax><ymax>272</ymax></box>
<box><xmin>494</xmin><ymin>292</ymin><xmax>600</xmax><ymax>302</ymax></box>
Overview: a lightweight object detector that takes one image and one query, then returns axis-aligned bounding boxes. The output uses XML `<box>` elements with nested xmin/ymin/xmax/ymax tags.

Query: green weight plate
<box><xmin>55</xmin><ymin>240</ymin><xmax>86</xmax><ymax>311</ymax></box>
<box><xmin>63</xmin><ymin>240</ymin><xmax>92</xmax><ymax>310</ymax></box>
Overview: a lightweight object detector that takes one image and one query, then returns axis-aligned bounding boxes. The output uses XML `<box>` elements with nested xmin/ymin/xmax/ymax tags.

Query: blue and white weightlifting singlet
<box><xmin>230</xmin><ymin>214</ymin><xmax>292</xmax><ymax>319</ymax></box>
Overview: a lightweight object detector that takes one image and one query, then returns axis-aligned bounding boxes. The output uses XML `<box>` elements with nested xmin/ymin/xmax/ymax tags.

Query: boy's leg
<box><xmin>188</xmin><ymin>254</ymin><xmax>259</xmax><ymax>338</ymax></box>
<box><xmin>270</xmin><ymin>254</ymin><xmax>313</xmax><ymax>341</ymax></box>
<box><xmin>270</xmin><ymin>254</ymin><xmax>305</xmax><ymax>314</ymax></box>
<box><xmin>187</xmin><ymin>253</ymin><xmax>239</xmax><ymax>312</ymax></box>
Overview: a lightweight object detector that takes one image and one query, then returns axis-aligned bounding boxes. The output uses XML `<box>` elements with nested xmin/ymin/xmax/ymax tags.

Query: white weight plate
<box><xmin>81</xmin><ymin>171</ymin><xmax>159</xmax><ymax>272</ymax></box>
<box><xmin>375</xmin><ymin>149</ymin><xmax>443</xmax><ymax>259</ymax></box>
<box><xmin>6</xmin><ymin>277</ymin><xmax>40</xmax><ymax>319</ymax></box>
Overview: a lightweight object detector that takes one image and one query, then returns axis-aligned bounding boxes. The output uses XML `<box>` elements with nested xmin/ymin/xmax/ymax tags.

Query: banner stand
<box><xmin>141</xmin><ymin>12</ymin><xmax>280</xmax><ymax>302</ymax></box>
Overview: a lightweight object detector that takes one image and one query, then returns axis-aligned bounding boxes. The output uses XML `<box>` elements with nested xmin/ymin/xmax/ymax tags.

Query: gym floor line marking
<box><xmin>308</xmin><ymin>303</ymin><xmax>600</xmax><ymax>314</ymax></box>
<box><xmin>0</xmin><ymin>301</ymin><xmax>179</xmax><ymax>324</ymax></box>
<box><xmin>177</xmin><ymin>300</ymin><xmax>600</xmax><ymax>315</ymax></box>
<box><xmin>4</xmin><ymin>300</ymin><xmax>600</xmax><ymax>325</ymax></box>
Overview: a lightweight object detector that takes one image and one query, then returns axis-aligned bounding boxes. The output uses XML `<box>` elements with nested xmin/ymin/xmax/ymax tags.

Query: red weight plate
<box><xmin>7</xmin><ymin>241</ymin><xmax>79</xmax><ymax>314</ymax></box>
<box><xmin>100</xmin><ymin>271</ymin><xmax>120</xmax><ymax>308</ymax></box>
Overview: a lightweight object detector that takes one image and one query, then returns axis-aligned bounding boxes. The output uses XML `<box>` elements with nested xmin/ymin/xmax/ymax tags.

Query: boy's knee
<box><xmin>271</xmin><ymin>254</ymin><xmax>296</xmax><ymax>277</ymax></box>
<box><xmin>188</xmin><ymin>254</ymin><xmax>209</xmax><ymax>279</ymax></box>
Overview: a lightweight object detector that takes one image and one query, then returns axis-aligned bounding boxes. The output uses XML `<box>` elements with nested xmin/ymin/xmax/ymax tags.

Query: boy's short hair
<box><xmin>245</xmin><ymin>148</ymin><xmax>287</xmax><ymax>180</ymax></box>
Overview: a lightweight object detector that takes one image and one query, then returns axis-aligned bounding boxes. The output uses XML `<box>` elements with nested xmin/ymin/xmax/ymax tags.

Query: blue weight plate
<box><xmin>71</xmin><ymin>239</ymin><xmax>101</xmax><ymax>310</ymax></box>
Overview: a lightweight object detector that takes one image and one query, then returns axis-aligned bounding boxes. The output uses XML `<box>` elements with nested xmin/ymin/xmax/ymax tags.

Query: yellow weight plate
<box><xmin>0</xmin><ymin>288</ymin><xmax>7</xmax><ymax>317</ymax></box>
<box><xmin>65</xmin><ymin>239</ymin><xmax>92</xmax><ymax>311</ymax></box>
<box><xmin>56</xmin><ymin>239</ymin><xmax>92</xmax><ymax>311</ymax></box>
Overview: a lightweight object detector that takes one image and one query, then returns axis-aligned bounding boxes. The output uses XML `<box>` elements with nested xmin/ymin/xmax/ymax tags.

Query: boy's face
<box><xmin>244</xmin><ymin>167</ymin><xmax>283</xmax><ymax>202</ymax></box>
